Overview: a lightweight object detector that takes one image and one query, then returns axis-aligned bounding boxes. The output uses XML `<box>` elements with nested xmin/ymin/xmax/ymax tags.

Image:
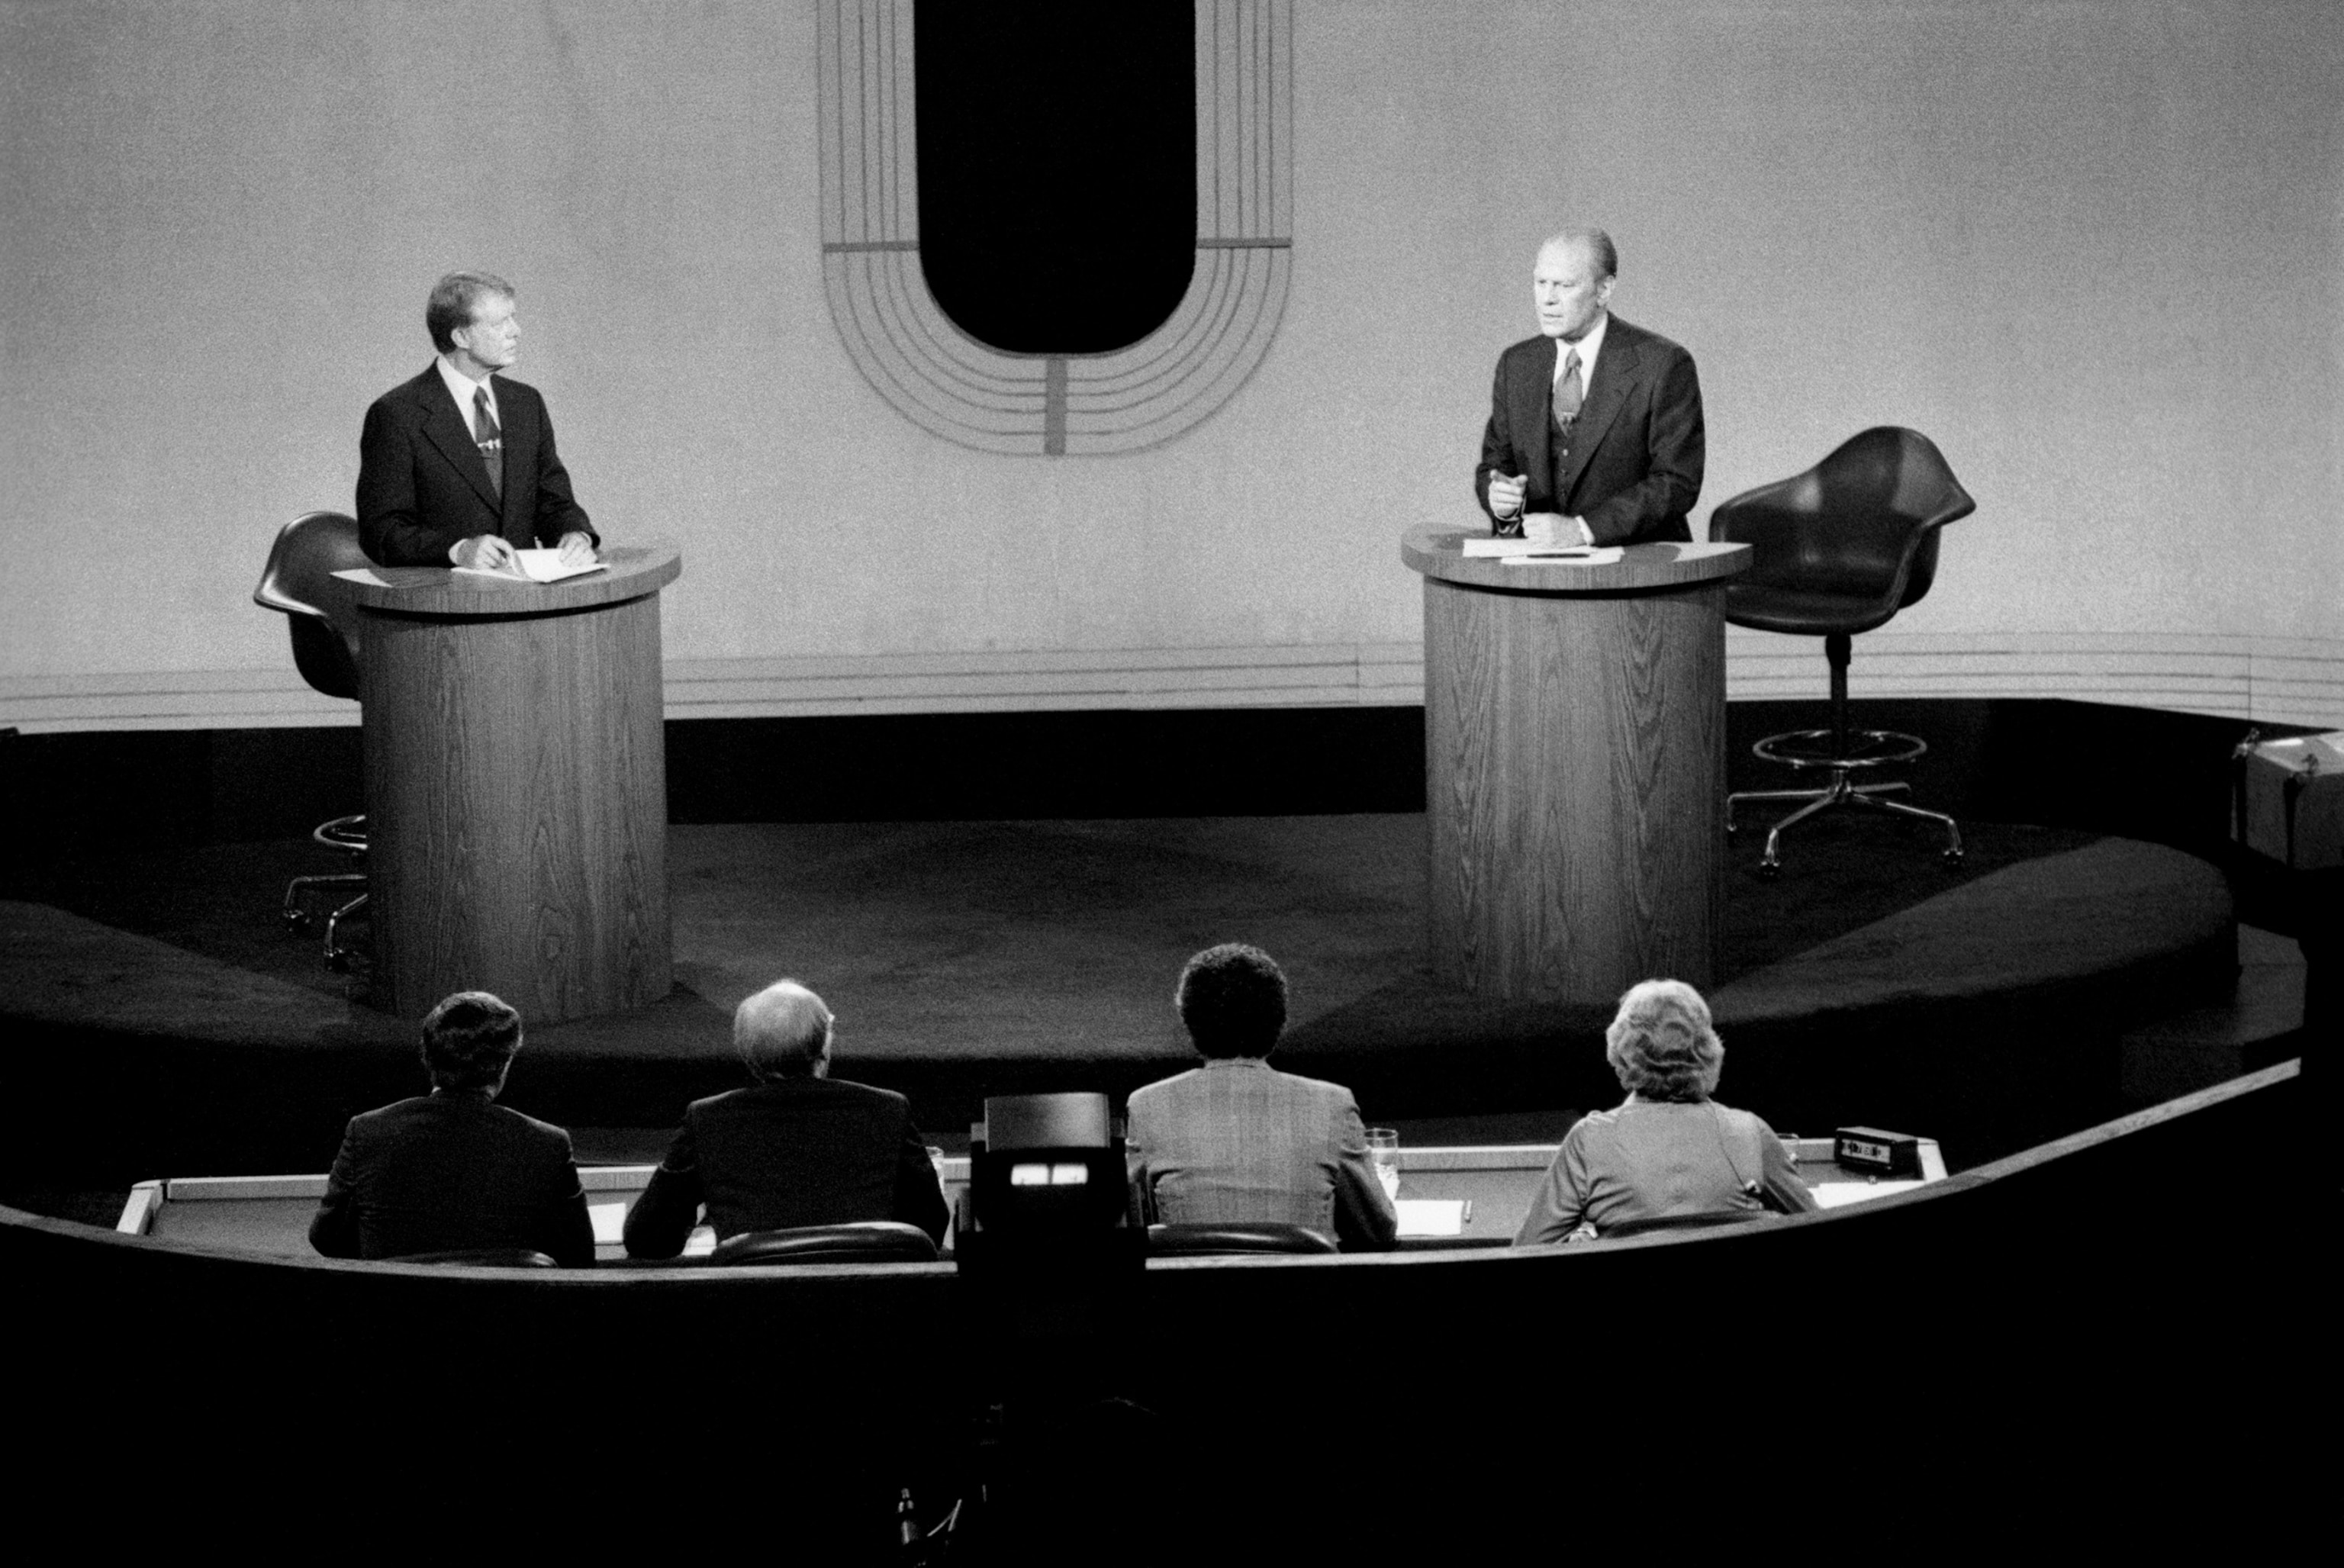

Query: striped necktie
<box><xmin>1552</xmin><ymin>346</ymin><xmax>1583</xmax><ymax>430</ymax></box>
<box><xmin>472</xmin><ymin>386</ymin><xmax>504</xmax><ymax>499</ymax></box>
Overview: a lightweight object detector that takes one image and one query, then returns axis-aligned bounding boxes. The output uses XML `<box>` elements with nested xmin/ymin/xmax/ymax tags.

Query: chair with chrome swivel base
<box><xmin>254</xmin><ymin>510</ymin><xmax>373</xmax><ymax>967</ymax></box>
<box><xmin>1711</xmin><ymin>427</ymin><xmax>1975</xmax><ymax>878</ymax></box>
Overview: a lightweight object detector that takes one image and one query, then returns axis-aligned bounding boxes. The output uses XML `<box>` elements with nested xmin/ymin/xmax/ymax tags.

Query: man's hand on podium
<box><xmin>555</xmin><ymin>532</ymin><xmax>597</xmax><ymax>568</ymax></box>
<box><xmin>1523</xmin><ymin>512</ymin><xmax>1594</xmax><ymax>548</ymax></box>
<box><xmin>452</xmin><ymin>534</ymin><xmax>520</xmax><ymax>573</ymax></box>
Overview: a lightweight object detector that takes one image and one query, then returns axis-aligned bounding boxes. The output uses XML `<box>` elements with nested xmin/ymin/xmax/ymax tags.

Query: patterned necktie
<box><xmin>1552</xmin><ymin>346</ymin><xmax>1584</xmax><ymax>430</ymax></box>
<box><xmin>472</xmin><ymin>386</ymin><xmax>504</xmax><ymax>499</ymax></box>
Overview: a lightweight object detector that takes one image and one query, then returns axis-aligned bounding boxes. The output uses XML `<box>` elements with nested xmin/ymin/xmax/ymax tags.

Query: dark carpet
<box><xmin>0</xmin><ymin>813</ymin><xmax>2233</xmax><ymax>1180</ymax></box>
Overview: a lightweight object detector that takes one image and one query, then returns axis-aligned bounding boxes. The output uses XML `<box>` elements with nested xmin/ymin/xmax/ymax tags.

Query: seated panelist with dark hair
<box><xmin>1514</xmin><ymin>980</ymin><xmax>1817</xmax><ymax>1245</ymax></box>
<box><xmin>1125</xmin><ymin>943</ymin><xmax>1398</xmax><ymax>1251</ymax></box>
<box><xmin>622</xmin><ymin>980</ymin><xmax>950</xmax><ymax>1260</ymax></box>
<box><xmin>310</xmin><ymin>990</ymin><xmax>596</xmax><ymax>1265</ymax></box>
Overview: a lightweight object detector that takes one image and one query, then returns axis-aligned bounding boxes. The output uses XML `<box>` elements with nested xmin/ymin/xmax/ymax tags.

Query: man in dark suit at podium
<box><xmin>309</xmin><ymin>990</ymin><xmax>596</xmax><ymax>1265</ymax></box>
<box><xmin>623</xmin><ymin>980</ymin><xmax>951</xmax><ymax>1257</ymax></box>
<box><xmin>1473</xmin><ymin>229</ymin><xmax>1705</xmax><ymax>547</ymax></box>
<box><xmin>356</xmin><ymin>270</ymin><xmax>600</xmax><ymax>571</ymax></box>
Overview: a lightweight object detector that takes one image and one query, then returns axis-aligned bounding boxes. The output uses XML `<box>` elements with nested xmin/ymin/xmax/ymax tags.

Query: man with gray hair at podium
<box><xmin>622</xmin><ymin>979</ymin><xmax>950</xmax><ymax>1257</ymax></box>
<box><xmin>1473</xmin><ymin>227</ymin><xmax>1705</xmax><ymax>549</ymax></box>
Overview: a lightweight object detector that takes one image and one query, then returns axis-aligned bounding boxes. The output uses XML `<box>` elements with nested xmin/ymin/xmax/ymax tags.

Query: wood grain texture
<box><xmin>338</xmin><ymin>545</ymin><xmax>681</xmax><ymax>617</ymax></box>
<box><xmin>1401</xmin><ymin>528</ymin><xmax>1749</xmax><ymax>594</ymax></box>
<box><xmin>1415</xmin><ymin>543</ymin><xmax>1743</xmax><ymax>1004</ymax></box>
<box><xmin>357</xmin><ymin>563</ymin><xmax>675</xmax><ymax>1025</ymax></box>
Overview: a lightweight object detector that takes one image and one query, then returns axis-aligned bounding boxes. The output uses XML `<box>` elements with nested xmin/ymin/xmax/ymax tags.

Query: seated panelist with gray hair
<box><xmin>1514</xmin><ymin>979</ymin><xmax>1817</xmax><ymax>1245</ymax></box>
<box><xmin>310</xmin><ymin>990</ymin><xmax>596</xmax><ymax>1265</ymax></box>
<box><xmin>622</xmin><ymin>980</ymin><xmax>949</xmax><ymax>1260</ymax></box>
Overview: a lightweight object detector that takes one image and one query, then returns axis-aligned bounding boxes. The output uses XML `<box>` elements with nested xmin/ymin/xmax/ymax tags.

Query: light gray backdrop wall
<box><xmin>3</xmin><ymin>0</ymin><xmax>2336</xmax><ymax>732</ymax></box>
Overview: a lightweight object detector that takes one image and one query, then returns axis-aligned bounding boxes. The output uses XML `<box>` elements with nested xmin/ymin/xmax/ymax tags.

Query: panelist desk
<box><xmin>117</xmin><ymin>1141</ymin><xmax>1942</xmax><ymax>1261</ymax></box>
<box><xmin>1402</xmin><ymin>530</ymin><xmax>1750</xmax><ymax>1003</ymax></box>
<box><xmin>339</xmin><ymin>546</ymin><xmax>681</xmax><ymax>1025</ymax></box>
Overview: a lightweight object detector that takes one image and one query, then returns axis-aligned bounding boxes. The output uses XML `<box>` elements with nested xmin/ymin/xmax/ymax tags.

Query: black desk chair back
<box><xmin>1597</xmin><ymin>1210</ymin><xmax>1767</xmax><ymax>1240</ymax></box>
<box><xmin>254</xmin><ymin>511</ymin><xmax>373</xmax><ymax>965</ymax></box>
<box><xmin>712</xmin><ymin>1222</ymin><xmax>941</xmax><ymax>1267</ymax></box>
<box><xmin>1148</xmin><ymin>1222</ymin><xmax>1339</xmax><ymax>1257</ymax></box>
<box><xmin>1710</xmin><ymin>427</ymin><xmax>1975</xmax><ymax>876</ymax></box>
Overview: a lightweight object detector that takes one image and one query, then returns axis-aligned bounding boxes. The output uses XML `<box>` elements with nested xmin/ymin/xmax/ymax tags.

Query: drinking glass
<box><xmin>1367</xmin><ymin>1128</ymin><xmax>1401</xmax><ymax>1202</ymax></box>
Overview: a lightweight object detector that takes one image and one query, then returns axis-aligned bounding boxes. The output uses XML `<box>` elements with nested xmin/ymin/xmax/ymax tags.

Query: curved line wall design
<box><xmin>817</xmin><ymin>0</ymin><xmax>1293</xmax><ymax>456</ymax></box>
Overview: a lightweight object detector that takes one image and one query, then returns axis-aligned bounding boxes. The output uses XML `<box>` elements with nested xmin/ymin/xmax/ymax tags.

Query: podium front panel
<box><xmin>354</xmin><ymin>551</ymin><xmax>677</xmax><ymax>1025</ymax></box>
<box><xmin>1407</xmin><ymin>533</ymin><xmax>1747</xmax><ymax>1005</ymax></box>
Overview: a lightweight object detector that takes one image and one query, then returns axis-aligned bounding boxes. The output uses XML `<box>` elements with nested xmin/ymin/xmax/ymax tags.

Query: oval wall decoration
<box><xmin>817</xmin><ymin>0</ymin><xmax>1293</xmax><ymax>456</ymax></box>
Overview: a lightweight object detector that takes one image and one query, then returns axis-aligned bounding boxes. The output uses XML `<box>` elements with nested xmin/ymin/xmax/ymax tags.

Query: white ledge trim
<box><xmin>2</xmin><ymin>631</ymin><xmax>2335</xmax><ymax>733</ymax></box>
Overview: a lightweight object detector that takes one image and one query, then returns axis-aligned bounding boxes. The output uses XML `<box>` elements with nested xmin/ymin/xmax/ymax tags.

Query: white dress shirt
<box><xmin>1554</xmin><ymin>309</ymin><xmax>1608</xmax><ymax>401</ymax></box>
<box><xmin>434</xmin><ymin>355</ymin><xmax>498</xmax><ymax>433</ymax></box>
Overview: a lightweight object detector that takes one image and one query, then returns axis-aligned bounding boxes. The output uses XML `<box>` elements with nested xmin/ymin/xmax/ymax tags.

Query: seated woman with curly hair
<box><xmin>1514</xmin><ymin>979</ymin><xmax>1817</xmax><ymax>1244</ymax></box>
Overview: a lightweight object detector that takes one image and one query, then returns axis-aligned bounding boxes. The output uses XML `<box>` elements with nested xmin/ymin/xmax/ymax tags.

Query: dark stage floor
<box><xmin>0</xmin><ymin>807</ymin><xmax>2237</xmax><ymax>1182</ymax></box>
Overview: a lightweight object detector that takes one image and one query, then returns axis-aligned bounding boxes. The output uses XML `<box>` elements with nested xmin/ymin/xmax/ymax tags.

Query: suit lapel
<box><xmin>494</xmin><ymin>379</ymin><xmax>533</xmax><ymax>526</ymax></box>
<box><xmin>413</xmin><ymin>365</ymin><xmax>505</xmax><ymax>516</ymax></box>
<box><xmin>1513</xmin><ymin>343</ymin><xmax>1553</xmax><ymax>500</ymax></box>
<box><xmin>1557</xmin><ymin>321</ymin><xmax>1641</xmax><ymax>503</ymax></box>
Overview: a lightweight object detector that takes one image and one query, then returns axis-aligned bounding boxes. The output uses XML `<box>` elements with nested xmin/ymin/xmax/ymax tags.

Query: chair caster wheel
<box><xmin>1942</xmin><ymin>849</ymin><xmax>1965</xmax><ymax>868</ymax></box>
<box><xmin>1724</xmin><ymin>823</ymin><xmax>1739</xmax><ymax>838</ymax></box>
<box><xmin>282</xmin><ymin>909</ymin><xmax>313</xmax><ymax>931</ymax></box>
<box><xmin>1757</xmin><ymin>861</ymin><xmax>1781</xmax><ymax>882</ymax></box>
<box><xmin>324</xmin><ymin>949</ymin><xmax>353</xmax><ymax>973</ymax></box>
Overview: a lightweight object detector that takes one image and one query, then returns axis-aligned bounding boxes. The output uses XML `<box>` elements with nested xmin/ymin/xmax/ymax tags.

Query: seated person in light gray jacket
<box><xmin>1125</xmin><ymin>943</ymin><xmax>1398</xmax><ymax>1251</ymax></box>
<box><xmin>1515</xmin><ymin>978</ymin><xmax>1816</xmax><ymax>1244</ymax></box>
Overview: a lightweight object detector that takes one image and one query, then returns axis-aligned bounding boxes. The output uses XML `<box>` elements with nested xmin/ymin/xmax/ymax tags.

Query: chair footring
<box><xmin>1750</xmin><ymin>727</ymin><xmax>1927</xmax><ymax>773</ymax></box>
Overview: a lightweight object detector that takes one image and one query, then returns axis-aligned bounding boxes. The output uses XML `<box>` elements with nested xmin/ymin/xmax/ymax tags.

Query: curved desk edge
<box><xmin>1402</xmin><ymin>526</ymin><xmax>1748</xmax><ymax>593</ymax></box>
<box><xmin>336</xmin><ymin>544</ymin><xmax>683</xmax><ymax>617</ymax></box>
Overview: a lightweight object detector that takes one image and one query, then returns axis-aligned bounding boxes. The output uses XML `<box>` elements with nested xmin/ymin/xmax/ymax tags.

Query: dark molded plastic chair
<box><xmin>1596</xmin><ymin>1210</ymin><xmax>1766</xmax><ymax>1241</ymax></box>
<box><xmin>711</xmin><ymin>1222</ymin><xmax>942</xmax><ymax>1267</ymax></box>
<box><xmin>253</xmin><ymin>511</ymin><xmax>372</xmax><ymax>966</ymax></box>
<box><xmin>1147</xmin><ymin>1222</ymin><xmax>1339</xmax><ymax>1257</ymax></box>
<box><xmin>398</xmin><ymin>1248</ymin><xmax>562</xmax><ymax>1268</ymax></box>
<box><xmin>1710</xmin><ymin>427</ymin><xmax>1976</xmax><ymax>876</ymax></box>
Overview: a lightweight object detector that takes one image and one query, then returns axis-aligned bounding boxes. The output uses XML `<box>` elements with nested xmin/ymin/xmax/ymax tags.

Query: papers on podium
<box><xmin>1460</xmin><ymin>538</ymin><xmax>1624</xmax><ymax>566</ymax></box>
<box><xmin>455</xmin><ymin>548</ymin><xmax>607</xmax><ymax>584</ymax></box>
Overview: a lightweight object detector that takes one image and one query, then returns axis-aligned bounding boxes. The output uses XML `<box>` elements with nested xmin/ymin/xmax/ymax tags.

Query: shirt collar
<box><xmin>1556</xmin><ymin>311</ymin><xmax>1608</xmax><ymax>380</ymax></box>
<box><xmin>435</xmin><ymin>354</ymin><xmax>497</xmax><ymax>419</ymax></box>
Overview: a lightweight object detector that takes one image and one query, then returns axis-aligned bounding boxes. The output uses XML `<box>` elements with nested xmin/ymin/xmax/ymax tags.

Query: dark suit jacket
<box><xmin>356</xmin><ymin>365</ymin><xmax>595</xmax><ymax>566</ymax></box>
<box><xmin>622</xmin><ymin>1077</ymin><xmax>951</xmax><ymax>1259</ymax></box>
<box><xmin>309</xmin><ymin>1090</ymin><xmax>596</xmax><ymax>1265</ymax></box>
<box><xmin>1473</xmin><ymin>314</ymin><xmax>1705</xmax><ymax>546</ymax></box>
<box><xmin>1125</xmin><ymin>1058</ymin><xmax>1399</xmax><ymax>1251</ymax></box>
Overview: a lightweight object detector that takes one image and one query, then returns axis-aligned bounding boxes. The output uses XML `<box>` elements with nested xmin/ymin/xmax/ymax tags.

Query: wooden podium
<box><xmin>1402</xmin><ymin>529</ymin><xmax>1749</xmax><ymax>1005</ymax></box>
<box><xmin>342</xmin><ymin>546</ymin><xmax>681</xmax><ymax>1025</ymax></box>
